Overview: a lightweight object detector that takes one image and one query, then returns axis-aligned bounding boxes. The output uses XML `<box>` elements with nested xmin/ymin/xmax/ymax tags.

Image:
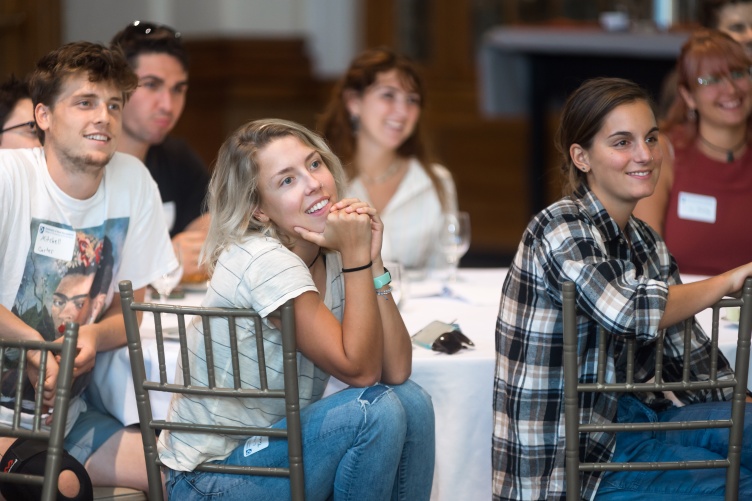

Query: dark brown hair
<box><xmin>0</xmin><ymin>75</ymin><xmax>31</xmax><ymax>129</ymax></box>
<box><xmin>555</xmin><ymin>77</ymin><xmax>654</xmax><ymax>195</ymax></box>
<box><xmin>29</xmin><ymin>41</ymin><xmax>138</xmax><ymax>144</ymax></box>
<box><xmin>316</xmin><ymin>47</ymin><xmax>449</xmax><ymax>208</ymax></box>
<box><xmin>699</xmin><ymin>0</ymin><xmax>752</xmax><ymax>28</ymax></box>
<box><xmin>110</xmin><ymin>21</ymin><xmax>189</xmax><ymax>72</ymax></box>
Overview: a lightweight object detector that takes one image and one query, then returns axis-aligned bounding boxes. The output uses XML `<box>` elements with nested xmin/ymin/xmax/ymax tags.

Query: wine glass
<box><xmin>151</xmin><ymin>244</ymin><xmax>184</xmax><ymax>299</ymax></box>
<box><xmin>383</xmin><ymin>261</ymin><xmax>408</xmax><ymax>308</ymax></box>
<box><xmin>439</xmin><ymin>211</ymin><xmax>471</xmax><ymax>286</ymax></box>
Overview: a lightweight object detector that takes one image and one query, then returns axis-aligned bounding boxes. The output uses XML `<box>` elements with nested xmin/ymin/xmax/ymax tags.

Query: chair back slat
<box><xmin>255</xmin><ymin>316</ymin><xmax>270</xmax><ymax>391</ymax></box>
<box><xmin>200</xmin><ymin>315</ymin><xmax>217</xmax><ymax>389</ymax></box>
<box><xmin>227</xmin><ymin>317</ymin><xmax>242</xmax><ymax>390</ymax></box>
<box><xmin>0</xmin><ymin>323</ymin><xmax>78</xmax><ymax>501</ymax></box>
<box><xmin>563</xmin><ymin>278</ymin><xmax>752</xmax><ymax>501</ymax></box>
<box><xmin>119</xmin><ymin>280</ymin><xmax>306</xmax><ymax>501</ymax></box>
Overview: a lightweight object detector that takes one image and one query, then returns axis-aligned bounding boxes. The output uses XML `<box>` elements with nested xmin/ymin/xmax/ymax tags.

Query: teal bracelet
<box><xmin>373</xmin><ymin>267</ymin><xmax>391</xmax><ymax>289</ymax></box>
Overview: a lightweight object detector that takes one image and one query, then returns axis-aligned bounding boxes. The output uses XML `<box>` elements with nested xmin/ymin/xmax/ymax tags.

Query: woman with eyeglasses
<box><xmin>317</xmin><ymin>47</ymin><xmax>458</xmax><ymax>272</ymax></box>
<box><xmin>0</xmin><ymin>75</ymin><xmax>40</xmax><ymax>149</ymax></box>
<box><xmin>635</xmin><ymin>29</ymin><xmax>752</xmax><ymax>275</ymax></box>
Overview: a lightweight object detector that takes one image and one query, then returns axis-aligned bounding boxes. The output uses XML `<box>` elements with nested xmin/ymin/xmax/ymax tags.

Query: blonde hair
<box><xmin>202</xmin><ymin>118</ymin><xmax>347</xmax><ymax>274</ymax></box>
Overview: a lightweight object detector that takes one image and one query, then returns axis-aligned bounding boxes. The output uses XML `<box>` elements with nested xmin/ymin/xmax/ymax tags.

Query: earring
<box><xmin>580</xmin><ymin>167</ymin><xmax>589</xmax><ymax>173</ymax></box>
<box><xmin>687</xmin><ymin>108</ymin><xmax>698</xmax><ymax>122</ymax></box>
<box><xmin>350</xmin><ymin>115</ymin><xmax>360</xmax><ymax>135</ymax></box>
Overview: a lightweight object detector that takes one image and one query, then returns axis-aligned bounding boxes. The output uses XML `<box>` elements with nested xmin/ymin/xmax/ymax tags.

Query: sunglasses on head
<box><xmin>431</xmin><ymin>329</ymin><xmax>474</xmax><ymax>355</ymax></box>
<box><xmin>122</xmin><ymin>20</ymin><xmax>181</xmax><ymax>40</ymax></box>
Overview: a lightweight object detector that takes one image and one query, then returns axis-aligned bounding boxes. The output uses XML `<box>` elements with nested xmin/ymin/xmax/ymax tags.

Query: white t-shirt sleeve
<box><xmin>112</xmin><ymin>155</ymin><xmax>177</xmax><ymax>291</ymax></box>
<box><xmin>236</xmin><ymin>240</ymin><xmax>317</xmax><ymax>318</ymax></box>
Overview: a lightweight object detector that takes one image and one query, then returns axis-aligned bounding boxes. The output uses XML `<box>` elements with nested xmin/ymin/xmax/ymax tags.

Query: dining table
<box><xmin>90</xmin><ymin>269</ymin><xmax>748</xmax><ymax>501</ymax></box>
<box><xmin>92</xmin><ymin>268</ymin><xmax>506</xmax><ymax>501</ymax></box>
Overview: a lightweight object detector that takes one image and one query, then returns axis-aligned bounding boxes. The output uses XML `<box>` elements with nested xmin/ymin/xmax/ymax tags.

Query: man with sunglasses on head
<box><xmin>0</xmin><ymin>75</ymin><xmax>41</xmax><ymax>149</ymax></box>
<box><xmin>0</xmin><ymin>41</ymin><xmax>176</xmax><ymax>498</ymax></box>
<box><xmin>111</xmin><ymin>21</ymin><xmax>211</xmax><ymax>281</ymax></box>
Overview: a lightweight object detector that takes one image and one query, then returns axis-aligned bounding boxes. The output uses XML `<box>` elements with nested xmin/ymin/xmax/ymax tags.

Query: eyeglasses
<box><xmin>696</xmin><ymin>67</ymin><xmax>752</xmax><ymax>86</ymax></box>
<box><xmin>1</xmin><ymin>121</ymin><xmax>36</xmax><ymax>134</ymax></box>
<box><xmin>431</xmin><ymin>329</ymin><xmax>474</xmax><ymax>355</ymax></box>
<box><xmin>122</xmin><ymin>20</ymin><xmax>181</xmax><ymax>40</ymax></box>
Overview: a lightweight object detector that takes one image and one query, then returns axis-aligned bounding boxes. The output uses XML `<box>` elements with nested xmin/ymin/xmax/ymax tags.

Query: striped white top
<box><xmin>158</xmin><ymin>235</ymin><xmax>343</xmax><ymax>470</ymax></box>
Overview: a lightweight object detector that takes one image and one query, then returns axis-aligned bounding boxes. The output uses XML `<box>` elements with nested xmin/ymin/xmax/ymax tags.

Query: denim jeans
<box><xmin>165</xmin><ymin>379</ymin><xmax>435</xmax><ymax>501</ymax></box>
<box><xmin>595</xmin><ymin>395</ymin><xmax>752</xmax><ymax>500</ymax></box>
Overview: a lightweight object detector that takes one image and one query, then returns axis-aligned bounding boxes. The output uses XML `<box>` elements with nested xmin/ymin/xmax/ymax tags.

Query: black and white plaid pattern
<box><xmin>492</xmin><ymin>184</ymin><xmax>733</xmax><ymax>500</ymax></box>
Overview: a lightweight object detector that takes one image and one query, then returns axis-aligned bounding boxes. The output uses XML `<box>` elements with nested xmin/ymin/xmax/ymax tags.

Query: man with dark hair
<box><xmin>0</xmin><ymin>75</ymin><xmax>40</xmax><ymax>149</ymax></box>
<box><xmin>699</xmin><ymin>0</ymin><xmax>752</xmax><ymax>55</ymax></box>
<box><xmin>0</xmin><ymin>41</ymin><xmax>177</xmax><ymax>497</ymax></box>
<box><xmin>111</xmin><ymin>21</ymin><xmax>210</xmax><ymax>280</ymax></box>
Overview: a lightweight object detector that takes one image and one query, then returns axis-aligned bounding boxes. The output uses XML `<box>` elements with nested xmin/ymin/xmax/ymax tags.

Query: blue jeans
<box><xmin>165</xmin><ymin>380</ymin><xmax>435</xmax><ymax>501</ymax></box>
<box><xmin>595</xmin><ymin>395</ymin><xmax>752</xmax><ymax>500</ymax></box>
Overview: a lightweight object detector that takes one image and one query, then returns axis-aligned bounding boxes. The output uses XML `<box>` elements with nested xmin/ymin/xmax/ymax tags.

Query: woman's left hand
<box><xmin>330</xmin><ymin>199</ymin><xmax>384</xmax><ymax>262</ymax></box>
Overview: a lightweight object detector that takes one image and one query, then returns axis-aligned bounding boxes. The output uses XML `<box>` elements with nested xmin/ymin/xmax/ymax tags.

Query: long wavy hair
<box><xmin>663</xmin><ymin>29</ymin><xmax>752</xmax><ymax>148</ymax></box>
<box><xmin>202</xmin><ymin>118</ymin><xmax>346</xmax><ymax>274</ymax></box>
<box><xmin>555</xmin><ymin>77</ymin><xmax>654</xmax><ymax>196</ymax></box>
<box><xmin>316</xmin><ymin>46</ymin><xmax>448</xmax><ymax>209</ymax></box>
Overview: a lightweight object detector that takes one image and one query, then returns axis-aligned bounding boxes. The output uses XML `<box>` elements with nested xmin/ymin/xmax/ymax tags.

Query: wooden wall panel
<box><xmin>171</xmin><ymin>38</ymin><xmax>326</xmax><ymax>169</ymax></box>
<box><xmin>0</xmin><ymin>0</ymin><xmax>60</xmax><ymax>79</ymax></box>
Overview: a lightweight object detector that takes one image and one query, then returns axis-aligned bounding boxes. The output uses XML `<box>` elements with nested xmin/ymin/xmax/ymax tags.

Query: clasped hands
<box><xmin>295</xmin><ymin>198</ymin><xmax>383</xmax><ymax>261</ymax></box>
<box><xmin>26</xmin><ymin>326</ymin><xmax>97</xmax><ymax>422</ymax></box>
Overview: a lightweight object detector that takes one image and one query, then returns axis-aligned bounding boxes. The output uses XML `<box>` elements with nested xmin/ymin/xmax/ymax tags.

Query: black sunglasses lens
<box><xmin>125</xmin><ymin>21</ymin><xmax>180</xmax><ymax>39</ymax></box>
<box><xmin>432</xmin><ymin>333</ymin><xmax>462</xmax><ymax>354</ymax></box>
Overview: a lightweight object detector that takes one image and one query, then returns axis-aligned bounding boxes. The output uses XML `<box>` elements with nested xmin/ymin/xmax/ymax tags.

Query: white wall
<box><xmin>62</xmin><ymin>0</ymin><xmax>361</xmax><ymax>77</ymax></box>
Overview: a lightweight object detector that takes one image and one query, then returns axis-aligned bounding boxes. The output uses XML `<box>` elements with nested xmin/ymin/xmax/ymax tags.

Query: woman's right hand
<box><xmin>722</xmin><ymin>261</ymin><xmax>752</xmax><ymax>297</ymax></box>
<box><xmin>295</xmin><ymin>200</ymin><xmax>372</xmax><ymax>264</ymax></box>
<box><xmin>330</xmin><ymin>198</ymin><xmax>384</xmax><ymax>262</ymax></box>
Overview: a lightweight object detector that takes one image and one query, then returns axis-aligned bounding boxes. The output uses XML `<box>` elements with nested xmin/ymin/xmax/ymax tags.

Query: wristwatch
<box><xmin>373</xmin><ymin>267</ymin><xmax>391</xmax><ymax>289</ymax></box>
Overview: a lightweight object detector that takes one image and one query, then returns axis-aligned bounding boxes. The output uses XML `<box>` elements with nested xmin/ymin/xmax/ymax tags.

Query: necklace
<box><xmin>698</xmin><ymin>134</ymin><xmax>747</xmax><ymax>163</ymax></box>
<box><xmin>359</xmin><ymin>160</ymin><xmax>402</xmax><ymax>184</ymax></box>
<box><xmin>308</xmin><ymin>248</ymin><xmax>322</xmax><ymax>268</ymax></box>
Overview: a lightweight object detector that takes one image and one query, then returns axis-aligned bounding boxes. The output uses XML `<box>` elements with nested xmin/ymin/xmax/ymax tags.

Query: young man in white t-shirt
<box><xmin>0</xmin><ymin>41</ymin><xmax>176</xmax><ymax>498</ymax></box>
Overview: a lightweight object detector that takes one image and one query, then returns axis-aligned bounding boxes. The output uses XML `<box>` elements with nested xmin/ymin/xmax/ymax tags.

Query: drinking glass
<box><xmin>439</xmin><ymin>211</ymin><xmax>471</xmax><ymax>285</ymax></box>
<box><xmin>383</xmin><ymin>261</ymin><xmax>408</xmax><ymax>308</ymax></box>
<box><xmin>151</xmin><ymin>244</ymin><xmax>184</xmax><ymax>298</ymax></box>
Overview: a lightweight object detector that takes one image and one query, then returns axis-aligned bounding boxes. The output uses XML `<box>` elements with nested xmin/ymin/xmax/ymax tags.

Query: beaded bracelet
<box><xmin>376</xmin><ymin>286</ymin><xmax>393</xmax><ymax>297</ymax></box>
<box><xmin>341</xmin><ymin>261</ymin><xmax>373</xmax><ymax>273</ymax></box>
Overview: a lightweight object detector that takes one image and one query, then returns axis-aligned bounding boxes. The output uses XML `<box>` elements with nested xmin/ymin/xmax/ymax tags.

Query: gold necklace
<box><xmin>360</xmin><ymin>160</ymin><xmax>402</xmax><ymax>184</ymax></box>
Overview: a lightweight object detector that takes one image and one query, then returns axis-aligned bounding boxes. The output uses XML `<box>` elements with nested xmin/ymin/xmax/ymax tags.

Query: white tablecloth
<box><xmin>91</xmin><ymin>270</ymin><xmax>748</xmax><ymax>501</ymax></box>
<box><xmin>92</xmin><ymin>268</ymin><xmax>506</xmax><ymax>501</ymax></box>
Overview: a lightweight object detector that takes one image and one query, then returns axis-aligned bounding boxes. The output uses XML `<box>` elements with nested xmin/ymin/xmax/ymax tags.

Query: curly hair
<box><xmin>29</xmin><ymin>41</ymin><xmax>138</xmax><ymax>144</ymax></box>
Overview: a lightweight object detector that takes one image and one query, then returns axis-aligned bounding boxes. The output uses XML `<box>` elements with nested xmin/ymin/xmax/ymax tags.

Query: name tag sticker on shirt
<box><xmin>243</xmin><ymin>436</ymin><xmax>269</xmax><ymax>457</ymax></box>
<box><xmin>677</xmin><ymin>192</ymin><xmax>717</xmax><ymax>224</ymax></box>
<box><xmin>33</xmin><ymin>224</ymin><xmax>76</xmax><ymax>261</ymax></box>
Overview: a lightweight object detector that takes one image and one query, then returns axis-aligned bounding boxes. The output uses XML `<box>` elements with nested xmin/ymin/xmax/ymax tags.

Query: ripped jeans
<box><xmin>165</xmin><ymin>380</ymin><xmax>435</xmax><ymax>501</ymax></box>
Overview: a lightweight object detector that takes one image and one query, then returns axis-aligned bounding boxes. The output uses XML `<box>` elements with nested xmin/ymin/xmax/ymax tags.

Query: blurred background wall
<box><xmin>0</xmin><ymin>0</ymin><xmax>697</xmax><ymax>265</ymax></box>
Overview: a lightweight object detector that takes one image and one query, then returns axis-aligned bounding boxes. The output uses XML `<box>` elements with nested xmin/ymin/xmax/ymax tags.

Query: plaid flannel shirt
<box><xmin>492</xmin><ymin>185</ymin><xmax>733</xmax><ymax>500</ymax></box>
